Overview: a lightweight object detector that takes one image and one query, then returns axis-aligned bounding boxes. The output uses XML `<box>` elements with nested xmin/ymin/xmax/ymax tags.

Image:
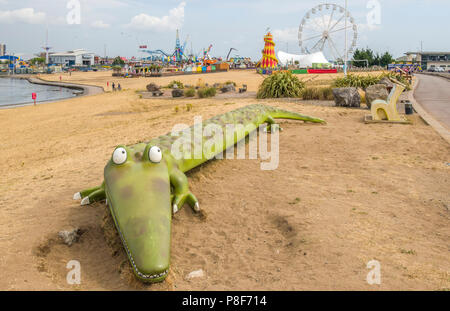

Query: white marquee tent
<box><xmin>277</xmin><ymin>51</ymin><xmax>330</xmax><ymax>67</ymax></box>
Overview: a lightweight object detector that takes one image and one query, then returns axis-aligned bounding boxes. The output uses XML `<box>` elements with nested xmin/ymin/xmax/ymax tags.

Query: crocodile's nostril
<box><xmin>135</xmin><ymin>152</ymin><xmax>143</xmax><ymax>160</ymax></box>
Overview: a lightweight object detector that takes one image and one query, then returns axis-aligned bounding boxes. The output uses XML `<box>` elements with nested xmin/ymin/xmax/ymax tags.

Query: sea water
<box><xmin>0</xmin><ymin>77</ymin><xmax>78</xmax><ymax>107</ymax></box>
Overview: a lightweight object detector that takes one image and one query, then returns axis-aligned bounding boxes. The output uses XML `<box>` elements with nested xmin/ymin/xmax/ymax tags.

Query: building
<box><xmin>404</xmin><ymin>51</ymin><xmax>450</xmax><ymax>70</ymax></box>
<box><xmin>49</xmin><ymin>49</ymin><xmax>95</xmax><ymax>67</ymax></box>
<box><xmin>0</xmin><ymin>44</ymin><xmax>6</xmax><ymax>56</ymax></box>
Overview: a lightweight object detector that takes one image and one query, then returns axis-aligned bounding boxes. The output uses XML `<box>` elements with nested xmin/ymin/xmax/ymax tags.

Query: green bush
<box><xmin>197</xmin><ymin>87</ymin><xmax>217</xmax><ymax>98</ymax></box>
<box><xmin>224</xmin><ymin>80</ymin><xmax>237</xmax><ymax>86</ymax></box>
<box><xmin>301</xmin><ymin>87</ymin><xmax>334</xmax><ymax>100</ymax></box>
<box><xmin>168</xmin><ymin>80</ymin><xmax>184</xmax><ymax>89</ymax></box>
<box><xmin>333</xmin><ymin>73</ymin><xmax>411</xmax><ymax>90</ymax></box>
<box><xmin>185</xmin><ymin>88</ymin><xmax>196</xmax><ymax>97</ymax></box>
<box><xmin>257</xmin><ymin>71</ymin><xmax>305</xmax><ymax>99</ymax></box>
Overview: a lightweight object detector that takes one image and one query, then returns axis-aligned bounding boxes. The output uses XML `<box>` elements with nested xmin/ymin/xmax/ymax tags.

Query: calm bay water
<box><xmin>0</xmin><ymin>77</ymin><xmax>78</xmax><ymax>107</ymax></box>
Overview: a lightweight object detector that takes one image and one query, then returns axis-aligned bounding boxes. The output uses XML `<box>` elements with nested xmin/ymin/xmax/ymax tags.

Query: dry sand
<box><xmin>0</xmin><ymin>71</ymin><xmax>449</xmax><ymax>290</ymax></box>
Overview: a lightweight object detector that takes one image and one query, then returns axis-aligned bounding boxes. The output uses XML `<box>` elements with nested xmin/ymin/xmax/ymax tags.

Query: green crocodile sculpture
<box><xmin>73</xmin><ymin>104</ymin><xmax>325</xmax><ymax>282</ymax></box>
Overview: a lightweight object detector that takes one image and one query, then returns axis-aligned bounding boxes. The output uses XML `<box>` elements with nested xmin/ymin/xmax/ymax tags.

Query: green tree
<box><xmin>29</xmin><ymin>57</ymin><xmax>45</xmax><ymax>65</ymax></box>
<box><xmin>112</xmin><ymin>56</ymin><xmax>125</xmax><ymax>67</ymax></box>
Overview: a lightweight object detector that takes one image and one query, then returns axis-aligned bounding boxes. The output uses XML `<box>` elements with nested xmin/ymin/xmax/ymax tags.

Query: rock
<box><xmin>186</xmin><ymin>269</ymin><xmax>205</xmax><ymax>279</ymax></box>
<box><xmin>379</xmin><ymin>77</ymin><xmax>394</xmax><ymax>89</ymax></box>
<box><xmin>172</xmin><ymin>89</ymin><xmax>184</xmax><ymax>97</ymax></box>
<box><xmin>146</xmin><ymin>83</ymin><xmax>160</xmax><ymax>92</ymax></box>
<box><xmin>58</xmin><ymin>228</ymin><xmax>82</xmax><ymax>246</ymax></box>
<box><xmin>332</xmin><ymin>87</ymin><xmax>361</xmax><ymax>108</ymax></box>
<box><xmin>365</xmin><ymin>84</ymin><xmax>389</xmax><ymax>109</ymax></box>
<box><xmin>220</xmin><ymin>84</ymin><xmax>236</xmax><ymax>93</ymax></box>
<box><xmin>172</xmin><ymin>84</ymin><xmax>179</xmax><ymax>89</ymax></box>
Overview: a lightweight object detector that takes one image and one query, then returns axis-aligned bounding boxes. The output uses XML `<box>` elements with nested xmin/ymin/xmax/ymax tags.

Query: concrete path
<box><xmin>414</xmin><ymin>74</ymin><xmax>450</xmax><ymax>130</ymax></box>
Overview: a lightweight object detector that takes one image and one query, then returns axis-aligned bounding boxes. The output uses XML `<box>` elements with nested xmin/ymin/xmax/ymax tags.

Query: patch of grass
<box><xmin>174</xmin><ymin>106</ymin><xmax>179</xmax><ymax>113</ymax></box>
<box><xmin>167</xmin><ymin>80</ymin><xmax>184</xmax><ymax>89</ymax></box>
<box><xmin>288</xmin><ymin>197</ymin><xmax>301</xmax><ymax>205</ymax></box>
<box><xmin>224</xmin><ymin>80</ymin><xmax>236</xmax><ymax>86</ymax></box>
<box><xmin>301</xmin><ymin>87</ymin><xmax>334</xmax><ymax>100</ymax></box>
<box><xmin>197</xmin><ymin>87</ymin><xmax>217</xmax><ymax>98</ymax></box>
<box><xmin>224</xmin><ymin>102</ymin><xmax>235</xmax><ymax>105</ymax></box>
<box><xmin>184</xmin><ymin>88</ymin><xmax>196</xmax><ymax>97</ymax></box>
<box><xmin>257</xmin><ymin>71</ymin><xmax>305</xmax><ymax>99</ymax></box>
<box><xmin>185</xmin><ymin>103</ymin><xmax>193</xmax><ymax>111</ymax></box>
<box><xmin>400</xmin><ymin>249</ymin><xmax>416</xmax><ymax>255</ymax></box>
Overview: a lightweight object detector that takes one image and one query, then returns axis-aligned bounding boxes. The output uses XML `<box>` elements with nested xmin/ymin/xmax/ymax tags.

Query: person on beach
<box><xmin>118</xmin><ymin>84</ymin><xmax>122</xmax><ymax>91</ymax></box>
<box><xmin>112</xmin><ymin>82</ymin><xmax>116</xmax><ymax>91</ymax></box>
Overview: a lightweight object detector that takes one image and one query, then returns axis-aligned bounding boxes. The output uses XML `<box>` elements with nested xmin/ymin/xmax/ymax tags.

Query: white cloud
<box><xmin>0</xmin><ymin>8</ymin><xmax>46</xmax><ymax>24</ymax></box>
<box><xmin>272</xmin><ymin>27</ymin><xmax>298</xmax><ymax>42</ymax></box>
<box><xmin>91</xmin><ymin>20</ymin><xmax>110</xmax><ymax>29</ymax></box>
<box><xmin>126</xmin><ymin>1</ymin><xmax>186</xmax><ymax>31</ymax></box>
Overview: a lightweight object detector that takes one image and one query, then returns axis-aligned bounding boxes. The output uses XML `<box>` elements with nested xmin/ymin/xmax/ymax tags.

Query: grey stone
<box><xmin>379</xmin><ymin>77</ymin><xmax>394</xmax><ymax>89</ymax></box>
<box><xmin>172</xmin><ymin>89</ymin><xmax>184</xmax><ymax>97</ymax></box>
<box><xmin>332</xmin><ymin>87</ymin><xmax>361</xmax><ymax>108</ymax></box>
<box><xmin>221</xmin><ymin>84</ymin><xmax>236</xmax><ymax>93</ymax></box>
<box><xmin>58</xmin><ymin>228</ymin><xmax>82</xmax><ymax>246</ymax></box>
<box><xmin>146</xmin><ymin>83</ymin><xmax>160</xmax><ymax>92</ymax></box>
<box><xmin>365</xmin><ymin>84</ymin><xmax>389</xmax><ymax>109</ymax></box>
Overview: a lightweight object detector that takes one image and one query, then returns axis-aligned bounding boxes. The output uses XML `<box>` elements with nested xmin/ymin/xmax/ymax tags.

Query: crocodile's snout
<box><xmin>104</xmin><ymin>154</ymin><xmax>172</xmax><ymax>282</ymax></box>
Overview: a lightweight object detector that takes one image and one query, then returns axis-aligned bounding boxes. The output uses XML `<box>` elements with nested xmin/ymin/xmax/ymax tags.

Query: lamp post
<box><xmin>344</xmin><ymin>0</ymin><xmax>348</xmax><ymax>76</ymax></box>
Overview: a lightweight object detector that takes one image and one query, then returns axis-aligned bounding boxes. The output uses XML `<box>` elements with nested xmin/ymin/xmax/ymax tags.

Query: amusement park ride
<box><xmin>139</xmin><ymin>30</ymin><xmax>218</xmax><ymax>66</ymax></box>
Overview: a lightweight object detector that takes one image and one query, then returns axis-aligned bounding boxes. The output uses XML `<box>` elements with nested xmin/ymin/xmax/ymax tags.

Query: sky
<box><xmin>0</xmin><ymin>0</ymin><xmax>449</xmax><ymax>61</ymax></box>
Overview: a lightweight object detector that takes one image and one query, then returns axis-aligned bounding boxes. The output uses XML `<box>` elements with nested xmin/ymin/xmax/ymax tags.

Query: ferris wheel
<box><xmin>298</xmin><ymin>3</ymin><xmax>357</xmax><ymax>62</ymax></box>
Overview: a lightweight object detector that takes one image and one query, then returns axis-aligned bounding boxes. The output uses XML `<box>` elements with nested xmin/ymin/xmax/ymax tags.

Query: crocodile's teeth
<box><xmin>194</xmin><ymin>202</ymin><xmax>200</xmax><ymax>212</ymax></box>
<box><xmin>73</xmin><ymin>192</ymin><xmax>81</xmax><ymax>200</ymax></box>
<box><xmin>81</xmin><ymin>197</ymin><xmax>90</xmax><ymax>206</ymax></box>
<box><xmin>173</xmin><ymin>204</ymin><xmax>178</xmax><ymax>214</ymax></box>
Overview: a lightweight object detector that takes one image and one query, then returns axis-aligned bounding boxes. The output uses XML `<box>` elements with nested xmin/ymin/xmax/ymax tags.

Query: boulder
<box><xmin>379</xmin><ymin>77</ymin><xmax>394</xmax><ymax>89</ymax></box>
<box><xmin>332</xmin><ymin>87</ymin><xmax>361</xmax><ymax>108</ymax></box>
<box><xmin>146</xmin><ymin>83</ymin><xmax>160</xmax><ymax>92</ymax></box>
<box><xmin>220</xmin><ymin>83</ymin><xmax>236</xmax><ymax>93</ymax></box>
<box><xmin>172</xmin><ymin>89</ymin><xmax>184</xmax><ymax>97</ymax></box>
<box><xmin>365</xmin><ymin>84</ymin><xmax>389</xmax><ymax>109</ymax></box>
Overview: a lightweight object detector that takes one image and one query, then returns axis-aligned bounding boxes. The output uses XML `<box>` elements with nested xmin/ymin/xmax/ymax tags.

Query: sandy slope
<box><xmin>0</xmin><ymin>71</ymin><xmax>448</xmax><ymax>290</ymax></box>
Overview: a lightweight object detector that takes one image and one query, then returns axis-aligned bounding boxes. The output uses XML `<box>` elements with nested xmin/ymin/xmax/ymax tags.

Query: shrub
<box><xmin>257</xmin><ymin>71</ymin><xmax>305</xmax><ymax>99</ymax></box>
<box><xmin>185</xmin><ymin>88</ymin><xmax>196</xmax><ymax>97</ymax></box>
<box><xmin>301</xmin><ymin>87</ymin><xmax>320</xmax><ymax>100</ymax></box>
<box><xmin>197</xmin><ymin>87</ymin><xmax>217</xmax><ymax>98</ymax></box>
<box><xmin>168</xmin><ymin>80</ymin><xmax>184</xmax><ymax>89</ymax></box>
<box><xmin>333</xmin><ymin>72</ymin><xmax>411</xmax><ymax>90</ymax></box>
<box><xmin>224</xmin><ymin>80</ymin><xmax>237</xmax><ymax>86</ymax></box>
<box><xmin>186</xmin><ymin>103</ymin><xmax>193</xmax><ymax>111</ymax></box>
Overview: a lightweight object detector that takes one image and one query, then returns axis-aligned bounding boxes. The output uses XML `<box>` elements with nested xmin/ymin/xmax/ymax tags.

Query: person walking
<box><xmin>118</xmin><ymin>83</ymin><xmax>122</xmax><ymax>91</ymax></box>
<box><xmin>112</xmin><ymin>82</ymin><xmax>116</xmax><ymax>91</ymax></box>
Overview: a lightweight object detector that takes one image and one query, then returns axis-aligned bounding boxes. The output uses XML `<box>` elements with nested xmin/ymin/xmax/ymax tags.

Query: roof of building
<box><xmin>405</xmin><ymin>51</ymin><xmax>450</xmax><ymax>55</ymax></box>
<box><xmin>50</xmin><ymin>49</ymin><xmax>94</xmax><ymax>57</ymax></box>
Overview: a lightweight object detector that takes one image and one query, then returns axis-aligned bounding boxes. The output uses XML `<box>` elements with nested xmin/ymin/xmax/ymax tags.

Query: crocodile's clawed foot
<box><xmin>172</xmin><ymin>192</ymin><xmax>200</xmax><ymax>215</ymax></box>
<box><xmin>73</xmin><ymin>184</ymin><xmax>106</xmax><ymax>206</ymax></box>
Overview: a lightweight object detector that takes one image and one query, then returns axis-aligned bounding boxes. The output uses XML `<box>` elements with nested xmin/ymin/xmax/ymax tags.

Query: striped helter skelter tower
<box><xmin>260</xmin><ymin>32</ymin><xmax>278</xmax><ymax>69</ymax></box>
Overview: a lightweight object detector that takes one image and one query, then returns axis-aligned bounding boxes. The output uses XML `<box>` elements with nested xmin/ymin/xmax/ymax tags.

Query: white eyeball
<box><xmin>112</xmin><ymin>147</ymin><xmax>127</xmax><ymax>165</ymax></box>
<box><xmin>149</xmin><ymin>146</ymin><xmax>162</xmax><ymax>163</ymax></box>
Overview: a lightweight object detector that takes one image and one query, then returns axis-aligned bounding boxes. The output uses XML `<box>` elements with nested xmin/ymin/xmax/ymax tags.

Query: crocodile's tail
<box><xmin>267</xmin><ymin>106</ymin><xmax>326</xmax><ymax>124</ymax></box>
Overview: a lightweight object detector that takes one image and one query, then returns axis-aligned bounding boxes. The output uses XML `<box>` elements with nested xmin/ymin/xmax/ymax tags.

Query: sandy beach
<box><xmin>0</xmin><ymin>70</ymin><xmax>449</xmax><ymax>290</ymax></box>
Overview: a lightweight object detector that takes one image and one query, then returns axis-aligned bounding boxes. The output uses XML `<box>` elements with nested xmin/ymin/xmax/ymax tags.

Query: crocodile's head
<box><xmin>104</xmin><ymin>143</ymin><xmax>171</xmax><ymax>282</ymax></box>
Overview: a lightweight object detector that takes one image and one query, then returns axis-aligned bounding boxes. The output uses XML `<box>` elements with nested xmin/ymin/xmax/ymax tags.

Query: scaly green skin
<box><xmin>73</xmin><ymin>104</ymin><xmax>325</xmax><ymax>282</ymax></box>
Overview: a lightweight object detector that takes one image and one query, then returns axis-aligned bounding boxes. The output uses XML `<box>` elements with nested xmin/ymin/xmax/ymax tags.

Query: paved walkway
<box><xmin>414</xmin><ymin>74</ymin><xmax>450</xmax><ymax>130</ymax></box>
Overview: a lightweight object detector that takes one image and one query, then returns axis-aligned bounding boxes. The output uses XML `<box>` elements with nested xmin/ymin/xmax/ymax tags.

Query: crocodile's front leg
<box><xmin>170</xmin><ymin>168</ymin><xmax>200</xmax><ymax>214</ymax></box>
<box><xmin>264</xmin><ymin>115</ymin><xmax>283</xmax><ymax>132</ymax></box>
<box><xmin>73</xmin><ymin>182</ymin><xmax>106</xmax><ymax>205</ymax></box>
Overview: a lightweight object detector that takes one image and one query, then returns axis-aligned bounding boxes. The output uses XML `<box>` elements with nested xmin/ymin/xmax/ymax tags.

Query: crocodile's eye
<box><xmin>112</xmin><ymin>147</ymin><xmax>127</xmax><ymax>165</ymax></box>
<box><xmin>149</xmin><ymin>146</ymin><xmax>162</xmax><ymax>163</ymax></box>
